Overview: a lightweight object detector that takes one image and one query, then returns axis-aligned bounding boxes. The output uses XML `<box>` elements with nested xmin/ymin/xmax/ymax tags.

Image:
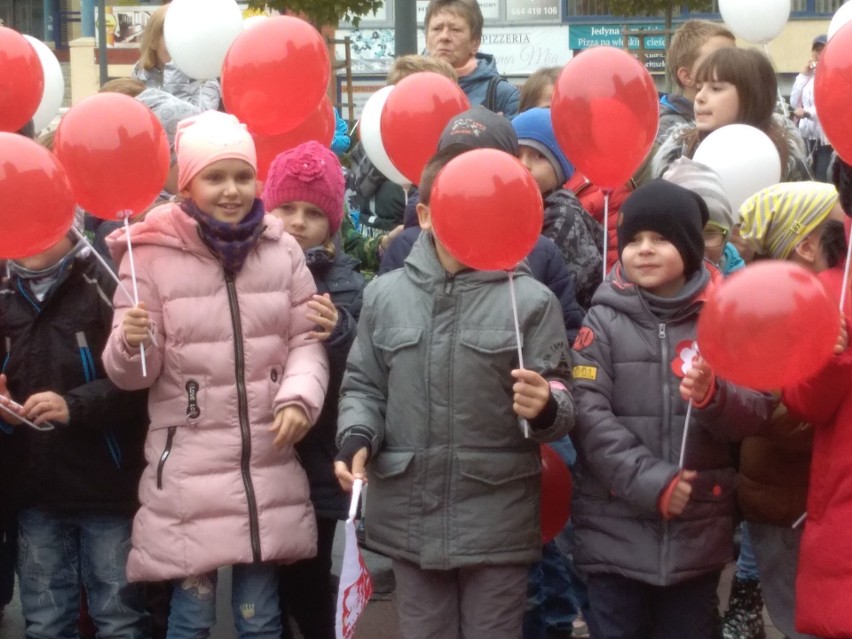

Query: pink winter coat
<box><xmin>102</xmin><ymin>203</ymin><xmax>329</xmax><ymax>582</ymax></box>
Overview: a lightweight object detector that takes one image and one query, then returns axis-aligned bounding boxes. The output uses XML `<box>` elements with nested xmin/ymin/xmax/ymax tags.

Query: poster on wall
<box><xmin>505</xmin><ymin>0</ymin><xmax>561</xmax><ymax>22</ymax></box>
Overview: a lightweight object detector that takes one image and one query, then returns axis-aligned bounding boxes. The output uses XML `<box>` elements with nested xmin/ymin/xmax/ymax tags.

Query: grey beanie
<box><xmin>662</xmin><ymin>157</ymin><xmax>734</xmax><ymax>231</ymax></box>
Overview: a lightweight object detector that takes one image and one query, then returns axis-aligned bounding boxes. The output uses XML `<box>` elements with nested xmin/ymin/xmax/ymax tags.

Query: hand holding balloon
<box><xmin>679</xmin><ymin>356</ymin><xmax>715</xmax><ymax>404</ymax></box>
<box><xmin>123</xmin><ymin>304</ymin><xmax>152</xmax><ymax>349</ymax></box>
<box><xmin>659</xmin><ymin>470</ymin><xmax>697</xmax><ymax>518</ymax></box>
<box><xmin>511</xmin><ymin>369</ymin><xmax>550</xmax><ymax>420</ymax></box>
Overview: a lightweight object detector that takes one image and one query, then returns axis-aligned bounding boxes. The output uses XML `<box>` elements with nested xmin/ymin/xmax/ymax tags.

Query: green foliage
<box><xmin>605</xmin><ymin>0</ymin><xmax>713</xmax><ymax>17</ymax></box>
<box><xmin>252</xmin><ymin>0</ymin><xmax>386</xmax><ymax>27</ymax></box>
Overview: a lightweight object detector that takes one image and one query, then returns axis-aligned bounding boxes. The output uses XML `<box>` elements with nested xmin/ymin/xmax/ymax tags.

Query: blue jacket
<box><xmin>459</xmin><ymin>53</ymin><xmax>520</xmax><ymax>118</ymax></box>
<box><xmin>379</xmin><ymin>227</ymin><xmax>584</xmax><ymax>341</ymax></box>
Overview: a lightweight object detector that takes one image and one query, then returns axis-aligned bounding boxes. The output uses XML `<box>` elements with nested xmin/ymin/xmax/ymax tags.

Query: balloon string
<box><xmin>71</xmin><ymin>226</ymin><xmax>158</xmax><ymax>348</ymax></box>
<box><xmin>123</xmin><ymin>214</ymin><xmax>147</xmax><ymax>378</ymax></box>
<box><xmin>792</xmin><ymin>512</ymin><xmax>807</xmax><ymax>529</ymax></box>
<box><xmin>678</xmin><ymin>400</ymin><xmax>693</xmax><ymax>470</ymax></box>
<box><xmin>603</xmin><ymin>190</ymin><xmax>611</xmax><ymax>281</ymax></box>
<box><xmin>508</xmin><ymin>270</ymin><xmax>530</xmax><ymax>439</ymax></box>
<box><xmin>839</xmin><ymin>223</ymin><xmax>852</xmax><ymax>314</ymax></box>
<box><xmin>763</xmin><ymin>43</ymin><xmax>790</xmax><ymax>120</ymax></box>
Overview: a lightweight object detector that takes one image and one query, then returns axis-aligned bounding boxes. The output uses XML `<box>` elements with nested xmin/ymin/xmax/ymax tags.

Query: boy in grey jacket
<box><xmin>334</xmin><ymin>148</ymin><xmax>575</xmax><ymax>639</ymax></box>
<box><xmin>571</xmin><ymin>181</ymin><xmax>775</xmax><ymax>639</ymax></box>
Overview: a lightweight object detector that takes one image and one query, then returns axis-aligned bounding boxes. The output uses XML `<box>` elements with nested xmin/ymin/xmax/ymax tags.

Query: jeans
<box><xmin>168</xmin><ymin>563</ymin><xmax>282</xmax><ymax>639</ymax></box>
<box><xmin>524</xmin><ymin>541</ymin><xmax>579</xmax><ymax>638</ymax></box>
<box><xmin>0</xmin><ymin>515</ymin><xmax>15</xmax><ymax>608</ymax></box>
<box><xmin>16</xmin><ymin>507</ymin><xmax>147</xmax><ymax>639</ymax></box>
<box><xmin>735</xmin><ymin>522</ymin><xmax>760</xmax><ymax>580</ymax></box>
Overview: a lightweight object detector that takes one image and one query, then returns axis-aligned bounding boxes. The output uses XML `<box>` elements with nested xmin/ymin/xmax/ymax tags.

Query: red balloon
<box><xmin>380</xmin><ymin>72</ymin><xmax>470</xmax><ymax>185</ymax></box>
<box><xmin>541</xmin><ymin>444</ymin><xmax>573</xmax><ymax>543</ymax></box>
<box><xmin>0</xmin><ymin>26</ymin><xmax>44</xmax><ymax>133</ymax></box>
<box><xmin>430</xmin><ymin>149</ymin><xmax>542</xmax><ymax>271</ymax></box>
<box><xmin>815</xmin><ymin>20</ymin><xmax>852</xmax><ymax>165</ymax></box>
<box><xmin>551</xmin><ymin>46</ymin><xmax>659</xmax><ymax>190</ymax></box>
<box><xmin>222</xmin><ymin>16</ymin><xmax>330</xmax><ymax>136</ymax></box>
<box><xmin>697</xmin><ymin>261</ymin><xmax>839</xmax><ymax>391</ymax></box>
<box><xmin>0</xmin><ymin>133</ymin><xmax>75</xmax><ymax>259</ymax></box>
<box><xmin>54</xmin><ymin>93</ymin><xmax>169</xmax><ymax>221</ymax></box>
<box><xmin>253</xmin><ymin>96</ymin><xmax>336</xmax><ymax>181</ymax></box>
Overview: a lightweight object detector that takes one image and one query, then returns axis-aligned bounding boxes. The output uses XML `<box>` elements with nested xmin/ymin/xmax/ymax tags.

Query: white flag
<box><xmin>335</xmin><ymin>479</ymin><xmax>373</xmax><ymax>639</ymax></box>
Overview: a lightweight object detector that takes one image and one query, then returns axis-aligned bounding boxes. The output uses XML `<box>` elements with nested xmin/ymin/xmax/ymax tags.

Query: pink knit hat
<box><xmin>261</xmin><ymin>141</ymin><xmax>345</xmax><ymax>234</ymax></box>
<box><xmin>175</xmin><ymin>111</ymin><xmax>257</xmax><ymax>191</ymax></box>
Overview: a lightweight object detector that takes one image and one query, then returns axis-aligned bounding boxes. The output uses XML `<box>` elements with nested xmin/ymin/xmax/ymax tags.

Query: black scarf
<box><xmin>181</xmin><ymin>199</ymin><xmax>265</xmax><ymax>275</ymax></box>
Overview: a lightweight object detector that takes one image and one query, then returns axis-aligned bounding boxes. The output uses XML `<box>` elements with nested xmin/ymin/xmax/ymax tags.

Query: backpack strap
<box><xmin>484</xmin><ymin>76</ymin><xmax>503</xmax><ymax>113</ymax></box>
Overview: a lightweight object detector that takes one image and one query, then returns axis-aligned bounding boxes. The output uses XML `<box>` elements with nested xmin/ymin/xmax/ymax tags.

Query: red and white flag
<box><xmin>335</xmin><ymin>478</ymin><xmax>373</xmax><ymax>639</ymax></box>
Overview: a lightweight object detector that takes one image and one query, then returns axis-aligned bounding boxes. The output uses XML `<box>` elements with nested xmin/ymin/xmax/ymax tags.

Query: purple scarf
<box><xmin>181</xmin><ymin>199</ymin><xmax>265</xmax><ymax>275</ymax></box>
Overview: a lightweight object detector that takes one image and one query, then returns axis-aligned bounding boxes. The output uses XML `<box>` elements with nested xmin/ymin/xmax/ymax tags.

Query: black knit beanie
<box><xmin>617</xmin><ymin>180</ymin><xmax>710</xmax><ymax>277</ymax></box>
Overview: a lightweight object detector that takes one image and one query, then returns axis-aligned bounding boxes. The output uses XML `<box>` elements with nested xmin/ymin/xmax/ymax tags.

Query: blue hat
<box><xmin>813</xmin><ymin>34</ymin><xmax>827</xmax><ymax>48</ymax></box>
<box><xmin>511</xmin><ymin>107</ymin><xmax>574</xmax><ymax>185</ymax></box>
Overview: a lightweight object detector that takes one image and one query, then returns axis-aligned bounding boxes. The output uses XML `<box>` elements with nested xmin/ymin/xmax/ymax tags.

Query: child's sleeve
<box><xmin>572</xmin><ymin>307</ymin><xmax>679</xmax><ymax>514</ymax></box>
<box><xmin>273</xmin><ymin>249</ymin><xmax>329</xmax><ymax>425</ymax></box>
<box><xmin>337</xmin><ymin>286</ymin><xmax>387</xmax><ymax>457</ymax></box>
<box><xmin>782</xmin><ymin>350</ymin><xmax>852</xmax><ymax>425</ymax></box>
<box><xmin>692</xmin><ymin>379</ymin><xmax>777</xmax><ymax>441</ymax></box>
<box><xmin>522</xmin><ymin>290</ymin><xmax>575</xmax><ymax>443</ymax></box>
<box><xmin>102</xmin><ymin>250</ymin><xmax>165</xmax><ymax>390</ymax></box>
<box><xmin>64</xmin><ymin>381</ymin><xmax>147</xmax><ymax>432</ymax></box>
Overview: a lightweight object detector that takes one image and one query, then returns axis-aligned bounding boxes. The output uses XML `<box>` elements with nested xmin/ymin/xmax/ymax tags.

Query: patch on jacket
<box><xmin>671</xmin><ymin>339</ymin><xmax>699</xmax><ymax>378</ymax></box>
<box><xmin>573</xmin><ymin>365</ymin><xmax>597</xmax><ymax>381</ymax></box>
<box><xmin>573</xmin><ymin>326</ymin><xmax>595</xmax><ymax>351</ymax></box>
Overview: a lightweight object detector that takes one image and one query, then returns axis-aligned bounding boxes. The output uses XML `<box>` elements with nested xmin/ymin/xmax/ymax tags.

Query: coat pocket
<box><xmin>366</xmin><ymin>450</ymin><xmax>417</xmax><ymax>550</ymax></box>
<box><xmin>453</xmin><ymin>450</ymin><xmax>541</xmax><ymax>553</ymax></box>
<box><xmin>370</xmin><ymin>449</ymin><xmax>415</xmax><ymax>480</ymax></box>
<box><xmin>373</xmin><ymin>327</ymin><xmax>422</xmax><ymax>354</ymax></box>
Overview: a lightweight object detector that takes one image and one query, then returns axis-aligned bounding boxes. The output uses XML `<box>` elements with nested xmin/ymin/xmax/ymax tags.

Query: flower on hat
<box><xmin>285</xmin><ymin>150</ymin><xmax>326</xmax><ymax>183</ymax></box>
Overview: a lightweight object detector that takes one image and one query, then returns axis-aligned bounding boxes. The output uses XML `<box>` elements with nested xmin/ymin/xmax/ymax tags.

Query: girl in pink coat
<box><xmin>103</xmin><ymin>111</ymin><xmax>329</xmax><ymax>639</ymax></box>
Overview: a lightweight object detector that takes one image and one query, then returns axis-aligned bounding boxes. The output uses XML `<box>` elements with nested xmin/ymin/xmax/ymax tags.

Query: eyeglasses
<box><xmin>702</xmin><ymin>228</ymin><xmax>728</xmax><ymax>248</ymax></box>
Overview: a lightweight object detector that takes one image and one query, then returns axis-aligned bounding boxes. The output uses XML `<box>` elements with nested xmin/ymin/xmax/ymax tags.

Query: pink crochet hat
<box><xmin>262</xmin><ymin>141</ymin><xmax>345</xmax><ymax>234</ymax></box>
<box><xmin>175</xmin><ymin>111</ymin><xmax>257</xmax><ymax>191</ymax></box>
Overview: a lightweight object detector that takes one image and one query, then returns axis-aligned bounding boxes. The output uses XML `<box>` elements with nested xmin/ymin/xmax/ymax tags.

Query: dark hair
<box><xmin>519</xmin><ymin>67</ymin><xmax>561</xmax><ymax>113</ymax></box>
<box><xmin>821</xmin><ymin>219</ymin><xmax>847</xmax><ymax>268</ymax></box>
<box><xmin>424</xmin><ymin>0</ymin><xmax>484</xmax><ymax>42</ymax></box>
<box><xmin>419</xmin><ymin>147</ymin><xmax>468</xmax><ymax>206</ymax></box>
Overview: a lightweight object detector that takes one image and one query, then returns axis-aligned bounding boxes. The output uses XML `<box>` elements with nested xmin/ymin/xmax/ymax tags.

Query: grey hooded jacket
<box><xmin>338</xmin><ymin>232</ymin><xmax>574</xmax><ymax>569</ymax></box>
<box><xmin>571</xmin><ymin>265</ymin><xmax>775</xmax><ymax>586</ymax></box>
<box><xmin>458</xmin><ymin>53</ymin><xmax>520</xmax><ymax>118</ymax></box>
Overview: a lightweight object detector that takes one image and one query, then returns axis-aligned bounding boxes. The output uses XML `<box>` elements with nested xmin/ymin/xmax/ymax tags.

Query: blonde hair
<box><xmin>99</xmin><ymin>77</ymin><xmax>146</xmax><ymax>97</ymax></box>
<box><xmin>138</xmin><ymin>5</ymin><xmax>168</xmax><ymax>72</ymax></box>
<box><xmin>386</xmin><ymin>55</ymin><xmax>458</xmax><ymax>85</ymax></box>
<box><xmin>519</xmin><ymin>66</ymin><xmax>561</xmax><ymax>113</ymax></box>
<box><xmin>667</xmin><ymin>20</ymin><xmax>735</xmax><ymax>89</ymax></box>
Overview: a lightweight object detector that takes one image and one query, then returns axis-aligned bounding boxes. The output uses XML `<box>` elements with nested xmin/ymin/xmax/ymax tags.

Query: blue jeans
<box><xmin>16</xmin><ymin>507</ymin><xmax>147</xmax><ymax>639</ymax></box>
<box><xmin>168</xmin><ymin>563</ymin><xmax>281</xmax><ymax>639</ymax></box>
<box><xmin>735</xmin><ymin>522</ymin><xmax>760</xmax><ymax>581</ymax></box>
<box><xmin>524</xmin><ymin>541</ymin><xmax>579</xmax><ymax>638</ymax></box>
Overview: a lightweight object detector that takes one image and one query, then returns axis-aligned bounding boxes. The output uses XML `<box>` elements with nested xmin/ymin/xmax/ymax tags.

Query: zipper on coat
<box><xmin>157</xmin><ymin>426</ymin><xmax>177</xmax><ymax>489</ymax></box>
<box><xmin>443</xmin><ymin>272</ymin><xmax>455</xmax><ymax>294</ymax></box>
<box><xmin>2</xmin><ymin>336</ymin><xmax>10</xmax><ymax>373</ymax></box>
<box><xmin>658</xmin><ymin>321</ymin><xmax>675</xmax><ymax>580</ymax></box>
<box><xmin>226</xmin><ymin>274</ymin><xmax>262</xmax><ymax>563</ymax></box>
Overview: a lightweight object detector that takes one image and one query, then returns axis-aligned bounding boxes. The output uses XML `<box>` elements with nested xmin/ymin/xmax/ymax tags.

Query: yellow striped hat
<box><xmin>738</xmin><ymin>182</ymin><xmax>839</xmax><ymax>259</ymax></box>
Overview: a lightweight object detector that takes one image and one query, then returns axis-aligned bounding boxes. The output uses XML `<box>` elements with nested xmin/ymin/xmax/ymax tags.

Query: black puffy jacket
<box><xmin>0</xmin><ymin>252</ymin><xmax>147</xmax><ymax>516</ymax></box>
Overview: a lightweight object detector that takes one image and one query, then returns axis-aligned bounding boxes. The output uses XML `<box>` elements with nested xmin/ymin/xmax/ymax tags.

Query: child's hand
<box><xmin>21</xmin><ymin>391</ymin><xmax>69</xmax><ymax>425</ymax></box>
<box><xmin>334</xmin><ymin>447</ymin><xmax>369</xmax><ymax>493</ymax></box>
<box><xmin>511</xmin><ymin>369</ymin><xmax>551</xmax><ymax>419</ymax></box>
<box><xmin>123</xmin><ymin>303</ymin><xmax>151</xmax><ymax>348</ymax></box>
<box><xmin>306</xmin><ymin>294</ymin><xmax>339</xmax><ymax>342</ymax></box>
<box><xmin>269</xmin><ymin>405</ymin><xmax>311</xmax><ymax>448</ymax></box>
<box><xmin>679</xmin><ymin>356</ymin><xmax>714</xmax><ymax>404</ymax></box>
<box><xmin>0</xmin><ymin>374</ymin><xmax>23</xmax><ymax>425</ymax></box>
<box><xmin>835</xmin><ymin>316</ymin><xmax>847</xmax><ymax>355</ymax></box>
<box><xmin>659</xmin><ymin>470</ymin><xmax>697</xmax><ymax>518</ymax></box>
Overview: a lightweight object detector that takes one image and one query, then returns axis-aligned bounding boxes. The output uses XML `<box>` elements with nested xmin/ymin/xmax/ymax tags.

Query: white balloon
<box><xmin>243</xmin><ymin>15</ymin><xmax>267</xmax><ymax>30</ymax></box>
<box><xmin>23</xmin><ymin>36</ymin><xmax>64</xmax><ymax>133</ymax></box>
<box><xmin>719</xmin><ymin>0</ymin><xmax>791</xmax><ymax>43</ymax></box>
<box><xmin>828</xmin><ymin>1</ymin><xmax>852</xmax><ymax>40</ymax></box>
<box><xmin>164</xmin><ymin>0</ymin><xmax>243</xmax><ymax>80</ymax></box>
<box><xmin>693</xmin><ymin>124</ymin><xmax>782</xmax><ymax>215</ymax></box>
<box><xmin>359</xmin><ymin>86</ymin><xmax>410</xmax><ymax>187</ymax></box>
